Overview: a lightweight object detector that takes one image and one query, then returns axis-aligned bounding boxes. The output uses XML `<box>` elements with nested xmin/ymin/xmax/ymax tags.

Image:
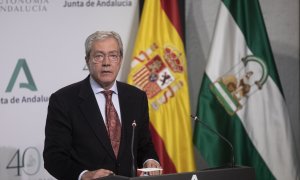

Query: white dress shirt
<box><xmin>89</xmin><ymin>76</ymin><xmax>122</xmax><ymax>125</ymax></box>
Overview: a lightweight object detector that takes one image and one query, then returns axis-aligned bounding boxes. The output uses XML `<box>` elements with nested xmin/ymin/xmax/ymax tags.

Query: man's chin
<box><xmin>98</xmin><ymin>80</ymin><xmax>115</xmax><ymax>89</ymax></box>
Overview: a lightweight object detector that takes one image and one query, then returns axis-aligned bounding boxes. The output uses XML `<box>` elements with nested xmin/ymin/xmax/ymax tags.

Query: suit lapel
<box><xmin>117</xmin><ymin>82</ymin><xmax>134</xmax><ymax>159</ymax></box>
<box><xmin>78</xmin><ymin>77</ymin><xmax>115</xmax><ymax>159</ymax></box>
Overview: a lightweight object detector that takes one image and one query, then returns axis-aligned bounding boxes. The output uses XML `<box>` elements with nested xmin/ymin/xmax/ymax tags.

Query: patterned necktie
<box><xmin>102</xmin><ymin>90</ymin><xmax>121</xmax><ymax>158</ymax></box>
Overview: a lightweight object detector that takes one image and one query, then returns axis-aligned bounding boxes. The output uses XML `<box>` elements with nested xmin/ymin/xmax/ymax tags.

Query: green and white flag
<box><xmin>193</xmin><ymin>0</ymin><xmax>299</xmax><ymax>179</ymax></box>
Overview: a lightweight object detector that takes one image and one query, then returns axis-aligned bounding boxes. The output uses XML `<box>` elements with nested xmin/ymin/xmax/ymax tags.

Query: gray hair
<box><xmin>85</xmin><ymin>31</ymin><xmax>123</xmax><ymax>59</ymax></box>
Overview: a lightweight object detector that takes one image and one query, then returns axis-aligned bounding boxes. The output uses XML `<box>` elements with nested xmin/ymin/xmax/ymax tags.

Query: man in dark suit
<box><xmin>43</xmin><ymin>31</ymin><xmax>160</xmax><ymax>180</ymax></box>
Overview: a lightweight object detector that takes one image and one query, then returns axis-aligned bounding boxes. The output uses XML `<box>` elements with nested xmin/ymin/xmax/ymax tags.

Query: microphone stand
<box><xmin>191</xmin><ymin>115</ymin><xmax>235</xmax><ymax>168</ymax></box>
<box><xmin>131</xmin><ymin>120</ymin><xmax>137</xmax><ymax>177</ymax></box>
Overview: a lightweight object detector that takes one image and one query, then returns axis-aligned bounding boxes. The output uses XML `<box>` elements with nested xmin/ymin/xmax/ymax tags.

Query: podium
<box><xmin>99</xmin><ymin>166</ymin><xmax>255</xmax><ymax>180</ymax></box>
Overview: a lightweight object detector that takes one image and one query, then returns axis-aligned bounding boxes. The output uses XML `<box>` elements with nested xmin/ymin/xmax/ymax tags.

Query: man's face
<box><xmin>87</xmin><ymin>37</ymin><xmax>122</xmax><ymax>89</ymax></box>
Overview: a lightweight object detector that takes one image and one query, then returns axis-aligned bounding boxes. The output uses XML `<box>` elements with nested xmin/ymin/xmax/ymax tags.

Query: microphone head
<box><xmin>190</xmin><ymin>115</ymin><xmax>198</xmax><ymax>121</ymax></box>
<box><xmin>132</xmin><ymin>120</ymin><xmax>137</xmax><ymax>127</ymax></box>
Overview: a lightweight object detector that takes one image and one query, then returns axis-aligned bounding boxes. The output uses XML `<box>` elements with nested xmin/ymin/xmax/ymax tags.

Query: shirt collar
<box><xmin>89</xmin><ymin>76</ymin><xmax>118</xmax><ymax>95</ymax></box>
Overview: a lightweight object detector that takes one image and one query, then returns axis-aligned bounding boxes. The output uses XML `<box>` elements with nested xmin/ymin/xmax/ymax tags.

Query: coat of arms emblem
<box><xmin>132</xmin><ymin>43</ymin><xmax>184</xmax><ymax>99</ymax></box>
<box><xmin>210</xmin><ymin>55</ymin><xmax>268</xmax><ymax>115</ymax></box>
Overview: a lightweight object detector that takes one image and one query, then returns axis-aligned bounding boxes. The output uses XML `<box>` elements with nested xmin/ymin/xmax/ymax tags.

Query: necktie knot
<box><xmin>102</xmin><ymin>90</ymin><xmax>114</xmax><ymax>103</ymax></box>
<box><xmin>102</xmin><ymin>90</ymin><xmax>113</xmax><ymax>98</ymax></box>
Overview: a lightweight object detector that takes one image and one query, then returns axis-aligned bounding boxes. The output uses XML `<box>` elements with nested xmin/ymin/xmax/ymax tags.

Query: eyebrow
<box><xmin>94</xmin><ymin>50</ymin><xmax>119</xmax><ymax>54</ymax></box>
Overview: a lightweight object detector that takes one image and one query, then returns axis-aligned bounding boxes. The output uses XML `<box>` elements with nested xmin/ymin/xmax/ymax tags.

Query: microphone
<box><xmin>191</xmin><ymin>115</ymin><xmax>235</xmax><ymax>168</ymax></box>
<box><xmin>131</xmin><ymin>120</ymin><xmax>137</xmax><ymax>177</ymax></box>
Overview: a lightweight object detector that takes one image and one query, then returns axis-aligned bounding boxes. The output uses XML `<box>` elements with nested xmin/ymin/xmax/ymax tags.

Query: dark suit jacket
<box><xmin>43</xmin><ymin>76</ymin><xmax>158</xmax><ymax>180</ymax></box>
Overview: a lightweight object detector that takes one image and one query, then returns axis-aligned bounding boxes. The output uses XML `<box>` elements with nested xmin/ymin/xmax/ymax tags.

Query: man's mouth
<box><xmin>101</xmin><ymin>70</ymin><xmax>111</xmax><ymax>74</ymax></box>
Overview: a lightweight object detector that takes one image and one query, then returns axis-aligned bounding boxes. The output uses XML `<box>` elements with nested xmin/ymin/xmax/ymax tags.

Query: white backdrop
<box><xmin>0</xmin><ymin>1</ymin><xmax>138</xmax><ymax>179</ymax></box>
<box><xmin>1</xmin><ymin>0</ymin><xmax>299</xmax><ymax>178</ymax></box>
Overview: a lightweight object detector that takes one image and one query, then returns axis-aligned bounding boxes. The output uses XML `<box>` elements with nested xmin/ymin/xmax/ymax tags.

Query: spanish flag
<box><xmin>128</xmin><ymin>0</ymin><xmax>195</xmax><ymax>173</ymax></box>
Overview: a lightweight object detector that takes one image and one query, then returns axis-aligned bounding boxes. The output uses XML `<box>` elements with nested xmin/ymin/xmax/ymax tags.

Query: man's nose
<box><xmin>102</xmin><ymin>56</ymin><xmax>111</xmax><ymax>65</ymax></box>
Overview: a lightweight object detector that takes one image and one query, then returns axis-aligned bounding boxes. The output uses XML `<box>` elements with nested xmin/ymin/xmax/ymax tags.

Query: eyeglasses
<box><xmin>91</xmin><ymin>52</ymin><xmax>120</xmax><ymax>63</ymax></box>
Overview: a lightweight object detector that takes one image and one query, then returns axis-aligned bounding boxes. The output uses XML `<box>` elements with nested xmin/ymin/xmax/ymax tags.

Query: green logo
<box><xmin>5</xmin><ymin>59</ymin><xmax>37</xmax><ymax>92</ymax></box>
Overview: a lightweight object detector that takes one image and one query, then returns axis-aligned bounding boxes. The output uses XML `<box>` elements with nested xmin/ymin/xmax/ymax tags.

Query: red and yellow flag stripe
<box><xmin>128</xmin><ymin>0</ymin><xmax>195</xmax><ymax>173</ymax></box>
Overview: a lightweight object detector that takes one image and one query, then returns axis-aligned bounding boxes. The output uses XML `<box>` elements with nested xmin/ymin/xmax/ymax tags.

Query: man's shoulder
<box><xmin>117</xmin><ymin>81</ymin><xmax>144</xmax><ymax>94</ymax></box>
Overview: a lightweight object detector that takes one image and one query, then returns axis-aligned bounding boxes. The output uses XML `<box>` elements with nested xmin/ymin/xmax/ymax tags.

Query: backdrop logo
<box><xmin>0</xmin><ymin>0</ymin><xmax>49</xmax><ymax>13</ymax></box>
<box><xmin>6</xmin><ymin>58</ymin><xmax>37</xmax><ymax>92</ymax></box>
<box><xmin>62</xmin><ymin>0</ymin><xmax>132</xmax><ymax>8</ymax></box>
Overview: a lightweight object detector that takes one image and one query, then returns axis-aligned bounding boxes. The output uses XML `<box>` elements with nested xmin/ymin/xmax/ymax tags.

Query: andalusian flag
<box><xmin>128</xmin><ymin>0</ymin><xmax>195</xmax><ymax>173</ymax></box>
<box><xmin>193</xmin><ymin>0</ymin><xmax>299</xmax><ymax>180</ymax></box>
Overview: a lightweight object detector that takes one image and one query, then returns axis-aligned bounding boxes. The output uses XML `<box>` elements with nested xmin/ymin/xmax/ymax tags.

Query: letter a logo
<box><xmin>5</xmin><ymin>59</ymin><xmax>37</xmax><ymax>92</ymax></box>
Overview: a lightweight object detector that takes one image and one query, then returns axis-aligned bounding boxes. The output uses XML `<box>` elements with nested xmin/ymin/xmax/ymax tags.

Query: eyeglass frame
<box><xmin>90</xmin><ymin>51</ymin><xmax>121</xmax><ymax>63</ymax></box>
